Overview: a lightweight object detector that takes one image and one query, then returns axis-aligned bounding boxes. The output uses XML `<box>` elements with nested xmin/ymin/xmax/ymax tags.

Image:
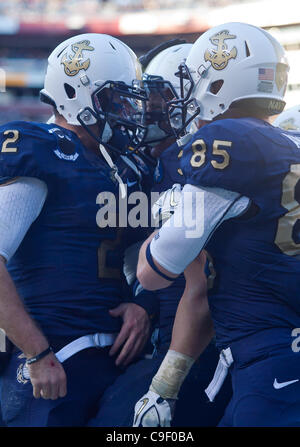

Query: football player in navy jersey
<box><xmin>88</xmin><ymin>41</ymin><xmax>231</xmax><ymax>427</ymax></box>
<box><xmin>135</xmin><ymin>23</ymin><xmax>300</xmax><ymax>427</ymax></box>
<box><xmin>136</xmin><ymin>40</ymin><xmax>232</xmax><ymax>426</ymax></box>
<box><xmin>0</xmin><ymin>33</ymin><xmax>158</xmax><ymax>426</ymax></box>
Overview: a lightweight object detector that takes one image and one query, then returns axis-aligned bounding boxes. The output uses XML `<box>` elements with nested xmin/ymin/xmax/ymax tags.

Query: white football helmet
<box><xmin>145</xmin><ymin>43</ymin><xmax>192</xmax><ymax>96</ymax></box>
<box><xmin>172</xmin><ymin>22</ymin><xmax>289</xmax><ymax>129</ymax></box>
<box><xmin>273</xmin><ymin>104</ymin><xmax>300</xmax><ymax>131</ymax></box>
<box><xmin>141</xmin><ymin>42</ymin><xmax>193</xmax><ymax>144</ymax></box>
<box><xmin>40</xmin><ymin>33</ymin><xmax>147</xmax><ymax>153</ymax></box>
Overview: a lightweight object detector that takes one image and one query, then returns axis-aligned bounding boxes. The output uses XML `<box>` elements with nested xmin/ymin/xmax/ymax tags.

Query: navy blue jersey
<box><xmin>181</xmin><ymin>117</ymin><xmax>300</xmax><ymax>349</ymax></box>
<box><xmin>0</xmin><ymin>121</ymin><xmax>154</xmax><ymax>340</ymax></box>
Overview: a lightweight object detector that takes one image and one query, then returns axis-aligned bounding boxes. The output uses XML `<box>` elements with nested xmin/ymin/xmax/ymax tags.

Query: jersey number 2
<box><xmin>1</xmin><ymin>130</ymin><xmax>19</xmax><ymax>153</ymax></box>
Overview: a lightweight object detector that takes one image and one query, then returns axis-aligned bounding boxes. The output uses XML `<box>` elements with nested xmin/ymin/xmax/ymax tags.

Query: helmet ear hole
<box><xmin>245</xmin><ymin>41</ymin><xmax>251</xmax><ymax>57</ymax></box>
<box><xmin>210</xmin><ymin>80</ymin><xmax>224</xmax><ymax>95</ymax></box>
<box><xmin>64</xmin><ymin>83</ymin><xmax>76</xmax><ymax>99</ymax></box>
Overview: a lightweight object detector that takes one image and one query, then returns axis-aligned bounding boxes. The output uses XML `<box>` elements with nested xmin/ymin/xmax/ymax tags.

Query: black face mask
<box><xmin>166</xmin><ymin>63</ymin><xmax>200</xmax><ymax>138</ymax></box>
<box><xmin>143</xmin><ymin>75</ymin><xmax>178</xmax><ymax>145</ymax></box>
<box><xmin>77</xmin><ymin>80</ymin><xmax>148</xmax><ymax>156</ymax></box>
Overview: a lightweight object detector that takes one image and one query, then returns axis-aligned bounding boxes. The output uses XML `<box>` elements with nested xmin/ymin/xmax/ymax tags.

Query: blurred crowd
<box><xmin>0</xmin><ymin>0</ymin><xmax>254</xmax><ymax>17</ymax></box>
<box><xmin>0</xmin><ymin>0</ymin><xmax>257</xmax><ymax>124</ymax></box>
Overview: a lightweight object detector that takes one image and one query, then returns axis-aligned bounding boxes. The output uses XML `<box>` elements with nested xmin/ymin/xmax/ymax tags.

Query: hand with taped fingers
<box><xmin>27</xmin><ymin>351</ymin><xmax>67</xmax><ymax>400</ymax></box>
<box><xmin>109</xmin><ymin>302</ymin><xmax>151</xmax><ymax>367</ymax></box>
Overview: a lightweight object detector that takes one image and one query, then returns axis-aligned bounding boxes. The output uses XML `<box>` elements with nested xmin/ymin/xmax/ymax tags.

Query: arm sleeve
<box><xmin>150</xmin><ymin>183</ymin><xmax>250</xmax><ymax>275</ymax></box>
<box><xmin>0</xmin><ymin>177</ymin><xmax>48</xmax><ymax>261</ymax></box>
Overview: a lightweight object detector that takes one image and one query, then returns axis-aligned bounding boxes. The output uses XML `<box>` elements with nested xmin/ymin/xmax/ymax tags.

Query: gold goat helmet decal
<box><xmin>61</xmin><ymin>40</ymin><xmax>95</xmax><ymax>77</ymax></box>
<box><xmin>204</xmin><ymin>30</ymin><xmax>237</xmax><ymax>71</ymax></box>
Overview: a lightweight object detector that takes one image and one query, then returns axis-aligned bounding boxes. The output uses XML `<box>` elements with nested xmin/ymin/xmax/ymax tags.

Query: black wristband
<box><xmin>26</xmin><ymin>346</ymin><xmax>53</xmax><ymax>365</ymax></box>
<box><xmin>131</xmin><ymin>283</ymin><xmax>159</xmax><ymax>322</ymax></box>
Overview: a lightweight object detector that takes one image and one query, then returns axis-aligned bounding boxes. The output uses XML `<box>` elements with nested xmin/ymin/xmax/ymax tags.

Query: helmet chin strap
<box><xmin>99</xmin><ymin>143</ymin><xmax>127</xmax><ymax>199</ymax></box>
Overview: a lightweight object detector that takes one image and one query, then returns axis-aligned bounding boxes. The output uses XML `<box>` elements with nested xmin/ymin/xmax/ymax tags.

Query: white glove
<box><xmin>133</xmin><ymin>390</ymin><xmax>175</xmax><ymax>427</ymax></box>
<box><xmin>152</xmin><ymin>183</ymin><xmax>182</xmax><ymax>226</ymax></box>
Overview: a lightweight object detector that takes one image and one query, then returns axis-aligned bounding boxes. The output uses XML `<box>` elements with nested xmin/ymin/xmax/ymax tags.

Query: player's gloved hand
<box><xmin>132</xmin><ymin>350</ymin><xmax>195</xmax><ymax>427</ymax></box>
<box><xmin>133</xmin><ymin>389</ymin><xmax>176</xmax><ymax>427</ymax></box>
<box><xmin>152</xmin><ymin>183</ymin><xmax>182</xmax><ymax>226</ymax></box>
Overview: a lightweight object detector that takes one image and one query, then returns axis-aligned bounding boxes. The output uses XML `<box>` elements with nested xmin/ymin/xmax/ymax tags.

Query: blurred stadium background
<box><xmin>0</xmin><ymin>0</ymin><xmax>299</xmax><ymax>125</ymax></box>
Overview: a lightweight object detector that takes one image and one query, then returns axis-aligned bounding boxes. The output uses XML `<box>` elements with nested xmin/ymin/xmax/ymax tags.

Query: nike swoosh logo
<box><xmin>134</xmin><ymin>398</ymin><xmax>149</xmax><ymax>424</ymax></box>
<box><xmin>127</xmin><ymin>180</ymin><xmax>138</xmax><ymax>188</ymax></box>
<box><xmin>273</xmin><ymin>378</ymin><xmax>299</xmax><ymax>389</ymax></box>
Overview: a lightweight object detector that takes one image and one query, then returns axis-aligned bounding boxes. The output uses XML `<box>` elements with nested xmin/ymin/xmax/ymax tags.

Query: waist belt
<box><xmin>205</xmin><ymin>347</ymin><xmax>233</xmax><ymax>402</ymax></box>
<box><xmin>23</xmin><ymin>332</ymin><xmax>117</xmax><ymax>380</ymax></box>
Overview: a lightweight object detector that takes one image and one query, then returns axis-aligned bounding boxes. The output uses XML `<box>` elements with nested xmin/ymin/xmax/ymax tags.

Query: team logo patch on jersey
<box><xmin>54</xmin><ymin>149</ymin><xmax>79</xmax><ymax>161</ymax></box>
<box><xmin>61</xmin><ymin>40</ymin><xmax>94</xmax><ymax>77</ymax></box>
<box><xmin>16</xmin><ymin>363</ymin><xmax>29</xmax><ymax>385</ymax></box>
<box><xmin>49</xmin><ymin>127</ymin><xmax>79</xmax><ymax>161</ymax></box>
<box><xmin>204</xmin><ymin>30</ymin><xmax>237</xmax><ymax>71</ymax></box>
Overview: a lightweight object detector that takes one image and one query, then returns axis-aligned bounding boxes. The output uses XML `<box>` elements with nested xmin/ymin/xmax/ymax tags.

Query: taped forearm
<box><xmin>150</xmin><ymin>350</ymin><xmax>195</xmax><ymax>399</ymax></box>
